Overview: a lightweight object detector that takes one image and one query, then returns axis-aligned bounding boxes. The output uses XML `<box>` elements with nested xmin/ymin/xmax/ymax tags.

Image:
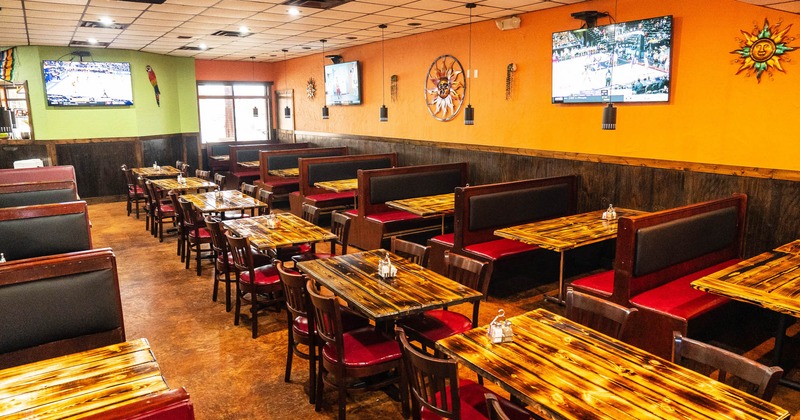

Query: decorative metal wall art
<box><xmin>506</xmin><ymin>63</ymin><xmax>516</xmax><ymax>100</ymax></box>
<box><xmin>732</xmin><ymin>19</ymin><xmax>795</xmax><ymax>82</ymax></box>
<box><xmin>306</xmin><ymin>77</ymin><xmax>316</xmax><ymax>99</ymax></box>
<box><xmin>424</xmin><ymin>54</ymin><xmax>465</xmax><ymax>122</ymax></box>
<box><xmin>391</xmin><ymin>75</ymin><xmax>398</xmax><ymax>102</ymax></box>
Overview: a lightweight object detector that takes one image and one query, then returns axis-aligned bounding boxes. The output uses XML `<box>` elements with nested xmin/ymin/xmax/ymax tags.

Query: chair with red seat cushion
<box><xmin>307</xmin><ymin>279</ymin><xmax>402</xmax><ymax>419</ymax></box>
<box><xmin>292</xmin><ymin>208</ymin><xmax>351</xmax><ymax>266</ymax></box>
<box><xmin>398</xmin><ymin>251</ymin><xmax>488</xmax><ymax>352</ymax></box>
<box><xmin>227</xmin><ymin>233</ymin><xmax>284</xmax><ymax>338</ymax></box>
<box><xmin>206</xmin><ymin>216</ymin><xmax>235</xmax><ymax>312</ymax></box>
<box><xmin>145</xmin><ymin>180</ymin><xmax>176</xmax><ymax>242</ymax></box>
<box><xmin>169</xmin><ymin>191</ymin><xmax>187</xmax><ymax>262</ymax></box>
<box><xmin>391</xmin><ymin>237</ymin><xmax>430</xmax><ymax>267</ymax></box>
<box><xmin>138</xmin><ymin>176</ymin><xmax>153</xmax><ymax>232</ymax></box>
<box><xmin>179</xmin><ymin>199</ymin><xmax>213</xmax><ymax>276</ymax></box>
<box><xmin>396</xmin><ymin>327</ymin><xmax>535</xmax><ymax>420</ymax></box>
<box><xmin>121</xmin><ymin>165</ymin><xmax>146</xmax><ymax>218</ymax></box>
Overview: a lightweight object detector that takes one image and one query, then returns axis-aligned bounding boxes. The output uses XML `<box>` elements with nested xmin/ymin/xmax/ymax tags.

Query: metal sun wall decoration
<box><xmin>506</xmin><ymin>63</ymin><xmax>516</xmax><ymax>100</ymax></box>
<box><xmin>306</xmin><ymin>77</ymin><xmax>316</xmax><ymax>99</ymax></box>
<box><xmin>425</xmin><ymin>54</ymin><xmax>466</xmax><ymax>122</ymax></box>
<box><xmin>732</xmin><ymin>19</ymin><xmax>795</xmax><ymax>82</ymax></box>
<box><xmin>391</xmin><ymin>75</ymin><xmax>398</xmax><ymax>102</ymax></box>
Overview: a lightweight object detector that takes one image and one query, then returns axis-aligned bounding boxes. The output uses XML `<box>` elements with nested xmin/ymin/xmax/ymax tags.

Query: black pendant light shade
<box><xmin>321</xmin><ymin>39</ymin><xmax>328</xmax><ymax>120</ymax></box>
<box><xmin>379</xmin><ymin>24</ymin><xmax>388</xmax><ymax>122</ymax></box>
<box><xmin>284</xmin><ymin>106</ymin><xmax>291</xmax><ymax>119</ymax></box>
<box><xmin>379</xmin><ymin>105</ymin><xmax>388</xmax><ymax>122</ymax></box>
<box><xmin>283</xmin><ymin>49</ymin><xmax>291</xmax><ymax>119</ymax></box>
<box><xmin>322</xmin><ymin>105</ymin><xmax>329</xmax><ymax>119</ymax></box>
<box><xmin>602</xmin><ymin>103</ymin><xmax>616</xmax><ymax>130</ymax></box>
<box><xmin>464</xmin><ymin>104</ymin><xmax>474</xmax><ymax>125</ymax></box>
<box><xmin>465</xmin><ymin>3</ymin><xmax>476</xmax><ymax>126</ymax></box>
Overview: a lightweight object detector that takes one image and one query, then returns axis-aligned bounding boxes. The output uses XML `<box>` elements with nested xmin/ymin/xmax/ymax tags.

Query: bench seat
<box><xmin>463</xmin><ymin>238</ymin><xmax>538</xmax><ymax>261</ymax></box>
<box><xmin>262</xmin><ymin>179</ymin><xmax>298</xmax><ymax>188</ymax></box>
<box><xmin>427</xmin><ymin>233</ymin><xmax>455</xmax><ymax>275</ymax></box>
<box><xmin>366</xmin><ymin>209</ymin><xmax>421</xmax><ymax>223</ymax></box>
<box><xmin>570</xmin><ymin>269</ymin><xmax>614</xmax><ymax>297</ymax></box>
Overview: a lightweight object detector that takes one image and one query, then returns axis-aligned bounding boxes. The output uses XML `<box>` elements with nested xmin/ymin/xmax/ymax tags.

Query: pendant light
<box><xmin>282</xmin><ymin>49</ymin><xmax>291</xmax><ymax>119</ymax></box>
<box><xmin>251</xmin><ymin>56</ymin><xmax>258</xmax><ymax>117</ymax></box>
<box><xmin>602</xmin><ymin>103</ymin><xmax>617</xmax><ymax>130</ymax></box>
<box><xmin>464</xmin><ymin>3</ymin><xmax>476</xmax><ymax>126</ymax></box>
<box><xmin>321</xmin><ymin>39</ymin><xmax>329</xmax><ymax>119</ymax></box>
<box><xmin>379</xmin><ymin>24</ymin><xmax>388</xmax><ymax>122</ymax></box>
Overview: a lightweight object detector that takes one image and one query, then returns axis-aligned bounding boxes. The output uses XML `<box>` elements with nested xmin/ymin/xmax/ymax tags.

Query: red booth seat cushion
<box><xmin>290</xmin><ymin>191</ymin><xmax>301</xmax><ymax>198</ymax></box>
<box><xmin>344</xmin><ymin>209</ymin><xmax>358</xmax><ymax>218</ymax></box>
<box><xmin>630</xmin><ymin>259</ymin><xmax>741</xmax><ymax>320</ymax></box>
<box><xmin>240</xmin><ymin>265</ymin><xmax>281</xmax><ymax>286</ymax></box>
<box><xmin>262</xmin><ymin>179</ymin><xmax>297</xmax><ymax>187</ymax></box>
<box><xmin>366</xmin><ymin>210</ymin><xmax>422</xmax><ymax>224</ymax></box>
<box><xmin>322</xmin><ymin>327</ymin><xmax>402</xmax><ymax>367</ymax></box>
<box><xmin>420</xmin><ymin>379</ymin><xmax>534</xmax><ymax>420</ymax></box>
<box><xmin>464</xmin><ymin>239</ymin><xmax>538</xmax><ymax>261</ymax></box>
<box><xmin>233</xmin><ymin>169</ymin><xmax>259</xmax><ymax>177</ymax></box>
<box><xmin>429</xmin><ymin>233</ymin><xmax>454</xmax><ymax>246</ymax></box>
<box><xmin>399</xmin><ymin>310</ymin><xmax>471</xmax><ymax>342</ymax></box>
<box><xmin>293</xmin><ymin>310</ymin><xmax>370</xmax><ymax>336</ymax></box>
<box><xmin>570</xmin><ymin>270</ymin><xmax>614</xmax><ymax>297</ymax></box>
<box><xmin>305</xmin><ymin>191</ymin><xmax>355</xmax><ymax>202</ymax></box>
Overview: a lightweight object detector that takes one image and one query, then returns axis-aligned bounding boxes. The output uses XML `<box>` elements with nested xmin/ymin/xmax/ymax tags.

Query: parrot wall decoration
<box><xmin>145</xmin><ymin>65</ymin><xmax>160</xmax><ymax>107</ymax></box>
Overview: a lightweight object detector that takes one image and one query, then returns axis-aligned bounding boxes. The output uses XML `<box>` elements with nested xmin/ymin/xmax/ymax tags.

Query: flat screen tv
<box><xmin>324</xmin><ymin>61</ymin><xmax>361</xmax><ymax>106</ymax></box>
<box><xmin>552</xmin><ymin>15</ymin><xmax>672</xmax><ymax>104</ymax></box>
<box><xmin>42</xmin><ymin>60</ymin><xmax>134</xmax><ymax>106</ymax></box>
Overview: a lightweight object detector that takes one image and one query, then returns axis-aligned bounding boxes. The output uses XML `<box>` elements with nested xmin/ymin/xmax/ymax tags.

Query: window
<box><xmin>0</xmin><ymin>81</ymin><xmax>32</xmax><ymax>139</ymax></box>
<box><xmin>197</xmin><ymin>82</ymin><xmax>272</xmax><ymax>143</ymax></box>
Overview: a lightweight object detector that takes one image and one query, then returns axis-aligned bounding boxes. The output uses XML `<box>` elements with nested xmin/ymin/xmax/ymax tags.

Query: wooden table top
<box><xmin>436</xmin><ymin>309</ymin><xmax>789</xmax><ymax>420</ymax></box>
<box><xmin>268</xmin><ymin>168</ymin><xmax>299</xmax><ymax>177</ymax></box>
<box><xmin>386</xmin><ymin>193</ymin><xmax>454</xmax><ymax>216</ymax></box>
<box><xmin>692</xmin><ymin>250</ymin><xmax>800</xmax><ymax>319</ymax></box>
<box><xmin>209</xmin><ymin>155</ymin><xmax>230</xmax><ymax>161</ymax></box>
<box><xmin>314</xmin><ymin>178</ymin><xmax>357</xmax><ymax>193</ymax></box>
<box><xmin>150</xmin><ymin>177</ymin><xmax>218</xmax><ymax>192</ymax></box>
<box><xmin>0</xmin><ymin>338</ymin><xmax>172</xmax><ymax>419</ymax></box>
<box><xmin>297</xmin><ymin>249</ymin><xmax>482</xmax><ymax>321</ymax></box>
<box><xmin>238</xmin><ymin>160</ymin><xmax>260</xmax><ymax>168</ymax></box>
<box><xmin>182</xmin><ymin>189</ymin><xmax>268</xmax><ymax>213</ymax></box>
<box><xmin>775</xmin><ymin>239</ymin><xmax>800</xmax><ymax>254</ymax></box>
<box><xmin>494</xmin><ymin>208</ymin><xmax>646</xmax><ymax>252</ymax></box>
<box><xmin>131</xmin><ymin>165</ymin><xmax>181</xmax><ymax>178</ymax></box>
<box><xmin>223</xmin><ymin>213</ymin><xmax>335</xmax><ymax>251</ymax></box>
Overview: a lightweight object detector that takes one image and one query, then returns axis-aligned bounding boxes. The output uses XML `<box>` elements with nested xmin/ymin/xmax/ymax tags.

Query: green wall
<box><xmin>11</xmin><ymin>46</ymin><xmax>198</xmax><ymax>140</ymax></box>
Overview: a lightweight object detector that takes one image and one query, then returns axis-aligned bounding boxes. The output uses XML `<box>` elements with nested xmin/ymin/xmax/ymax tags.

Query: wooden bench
<box><xmin>0</xmin><ymin>180</ymin><xmax>78</xmax><ymax>208</ymax></box>
<box><xmin>431</xmin><ymin>176</ymin><xmax>577</xmax><ymax>296</ymax></box>
<box><xmin>346</xmin><ymin>162</ymin><xmax>468</xmax><ymax>250</ymax></box>
<box><xmin>0</xmin><ymin>201</ymin><xmax>92</xmax><ymax>261</ymax></box>
<box><xmin>257</xmin><ymin>147</ymin><xmax>348</xmax><ymax>204</ymax></box>
<box><xmin>289</xmin><ymin>153</ymin><xmax>397</xmax><ymax>216</ymax></box>
<box><xmin>227</xmin><ymin>143</ymin><xmax>310</xmax><ymax>185</ymax></box>
<box><xmin>571</xmin><ymin>194</ymin><xmax>747</xmax><ymax>358</ymax></box>
<box><xmin>0</xmin><ymin>248</ymin><xmax>124</xmax><ymax>369</ymax></box>
<box><xmin>0</xmin><ymin>165</ymin><xmax>77</xmax><ymax>184</ymax></box>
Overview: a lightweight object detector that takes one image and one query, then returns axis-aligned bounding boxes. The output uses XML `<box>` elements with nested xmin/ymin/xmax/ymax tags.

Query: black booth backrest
<box><xmin>236</xmin><ymin>149</ymin><xmax>260</xmax><ymax>162</ymax></box>
<box><xmin>268</xmin><ymin>150</ymin><xmax>344</xmax><ymax>170</ymax></box>
<box><xmin>0</xmin><ymin>268</ymin><xmax>122</xmax><ymax>354</ymax></box>
<box><xmin>633</xmin><ymin>207</ymin><xmax>738</xmax><ymax>277</ymax></box>
<box><xmin>369</xmin><ymin>169</ymin><xmax>462</xmax><ymax>204</ymax></box>
<box><xmin>468</xmin><ymin>184</ymin><xmax>571</xmax><ymax>231</ymax></box>
<box><xmin>308</xmin><ymin>158</ymin><xmax>393</xmax><ymax>187</ymax></box>
<box><xmin>0</xmin><ymin>189</ymin><xmax>77</xmax><ymax>208</ymax></box>
<box><xmin>210</xmin><ymin>144</ymin><xmax>230</xmax><ymax>156</ymax></box>
<box><xmin>0</xmin><ymin>213</ymin><xmax>91</xmax><ymax>261</ymax></box>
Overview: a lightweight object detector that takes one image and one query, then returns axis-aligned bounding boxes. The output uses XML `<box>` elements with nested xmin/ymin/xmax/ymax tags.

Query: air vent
<box><xmin>177</xmin><ymin>35</ymin><xmax>192</xmax><ymax>39</ymax></box>
<box><xmin>70</xmin><ymin>40</ymin><xmax>110</xmax><ymax>47</ymax></box>
<box><xmin>178</xmin><ymin>46</ymin><xmax>208</xmax><ymax>51</ymax></box>
<box><xmin>80</xmin><ymin>21</ymin><xmax>128</xmax><ymax>30</ymax></box>
<box><xmin>211</xmin><ymin>30</ymin><xmax>251</xmax><ymax>38</ymax></box>
<box><xmin>280</xmin><ymin>0</ymin><xmax>353</xmax><ymax>10</ymax></box>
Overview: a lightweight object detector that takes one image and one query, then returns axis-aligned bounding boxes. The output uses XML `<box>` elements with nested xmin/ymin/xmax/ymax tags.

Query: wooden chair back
<box><xmin>278</xmin><ymin>263</ymin><xmax>311</xmax><ymax>324</ymax></box>
<box><xmin>396</xmin><ymin>326</ymin><xmax>461</xmax><ymax>420</ymax></box>
<box><xmin>179</xmin><ymin>198</ymin><xmax>203</xmax><ymax>230</ymax></box>
<box><xmin>169</xmin><ymin>191</ymin><xmax>184</xmax><ymax>226</ymax></box>
<box><xmin>195</xmin><ymin>169</ymin><xmax>211</xmax><ymax>180</ymax></box>
<box><xmin>301</xmin><ymin>203</ymin><xmax>320</xmax><ymax>225</ymax></box>
<box><xmin>391</xmin><ymin>237</ymin><xmax>430</xmax><ymax>267</ymax></box>
<box><xmin>672</xmin><ymin>332</ymin><xmax>783</xmax><ymax>401</ymax></box>
<box><xmin>240</xmin><ymin>182</ymin><xmax>259</xmax><ymax>199</ymax></box>
<box><xmin>565</xmin><ymin>288</ymin><xmax>637</xmax><ymax>340</ymax></box>
<box><xmin>306</xmin><ymin>279</ymin><xmax>345</xmax><ymax>364</ymax></box>
<box><xmin>214</xmin><ymin>173</ymin><xmax>226</xmax><ymax>189</ymax></box>
<box><xmin>225</xmin><ymin>232</ymin><xmax>255</xmax><ymax>279</ymax></box>
<box><xmin>443</xmin><ymin>251</ymin><xmax>488</xmax><ymax>297</ymax></box>
<box><xmin>258</xmin><ymin>189</ymin><xmax>273</xmax><ymax>215</ymax></box>
<box><xmin>121</xmin><ymin>164</ymin><xmax>136</xmax><ymax>186</ymax></box>
<box><xmin>484</xmin><ymin>394</ymin><xmax>511</xmax><ymax>420</ymax></box>
<box><xmin>205</xmin><ymin>216</ymin><xmax>227</xmax><ymax>256</ymax></box>
<box><xmin>329</xmin><ymin>211</ymin><xmax>351</xmax><ymax>256</ymax></box>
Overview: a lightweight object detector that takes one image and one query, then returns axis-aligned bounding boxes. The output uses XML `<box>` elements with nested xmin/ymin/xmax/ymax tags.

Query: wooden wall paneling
<box><xmin>0</xmin><ymin>144</ymin><xmax>48</xmax><ymax>169</ymax></box>
<box><xmin>141</xmin><ymin>136</ymin><xmax>180</xmax><ymax>168</ymax></box>
<box><xmin>55</xmin><ymin>142</ymin><xmax>136</xmax><ymax>198</ymax></box>
<box><xmin>183</xmin><ymin>134</ymin><xmax>199</xmax><ymax>172</ymax></box>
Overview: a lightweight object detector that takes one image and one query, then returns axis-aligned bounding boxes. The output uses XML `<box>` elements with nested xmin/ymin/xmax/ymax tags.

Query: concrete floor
<box><xmin>91</xmin><ymin>201</ymin><xmax>800</xmax><ymax>419</ymax></box>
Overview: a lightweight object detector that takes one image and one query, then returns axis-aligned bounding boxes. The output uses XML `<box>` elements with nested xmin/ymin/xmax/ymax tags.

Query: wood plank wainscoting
<box><xmin>282</xmin><ymin>131</ymin><xmax>800</xmax><ymax>259</ymax></box>
<box><xmin>0</xmin><ymin>133</ymin><xmax>198</xmax><ymax>199</ymax></box>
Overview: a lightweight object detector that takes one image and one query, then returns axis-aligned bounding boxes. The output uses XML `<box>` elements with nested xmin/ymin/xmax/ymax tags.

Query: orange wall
<box><xmin>198</xmin><ymin>0</ymin><xmax>800</xmax><ymax>172</ymax></box>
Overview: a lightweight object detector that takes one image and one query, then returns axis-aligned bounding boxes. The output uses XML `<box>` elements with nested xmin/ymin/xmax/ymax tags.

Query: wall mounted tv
<box><xmin>552</xmin><ymin>15</ymin><xmax>672</xmax><ymax>104</ymax></box>
<box><xmin>42</xmin><ymin>60</ymin><xmax>134</xmax><ymax>106</ymax></box>
<box><xmin>324</xmin><ymin>61</ymin><xmax>361</xmax><ymax>106</ymax></box>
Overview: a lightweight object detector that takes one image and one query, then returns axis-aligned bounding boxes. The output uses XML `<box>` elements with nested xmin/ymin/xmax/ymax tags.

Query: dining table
<box><xmin>691</xmin><ymin>243</ymin><xmax>800</xmax><ymax>389</ymax></box>
<box><xmin>297</xmin><ymin>249</ymin><xmax>482</xmax><ymax>322</ymax></box>
<box><xmin>0</xmin><ymin>338</ymin><xmax>186</xmax><ymax>419</ymax></box>
<box><xmin>494</xmin><ymin>207</ymin><xmax>646</xmax><ymax>304</ymax></box>
<box><xmin>182</xmin><ymin>189</ymin><xmax>269</xmax><ymax>217</ymax></box>
<box><xmin>386</xmin><ymin>192</ymin><xmax>454</xmax><ymax>234</ymax></box>
<box><xmin>238</xmin><ymin>160</ymin><xmax>260</xmax><ymax>168</ymax></box>
<box><xmin>150</xmin><ymin>176</ymin><xmax>218</xmax><ymax>193</ymax></box>
<box><xmin>222</xmin><ymin>212</ymin><xmax>336</xmax><ymax>252</ymax></box>
<box><xmin>268</xmin><ymin>168</ymin><xmax>299</xmax><ymax>177</ymax></box>
<box><xmin>313</xmin><ymin>178</ymin><xmax>358</xmax><ymax>193</ymax></box>
<box><xmin>131</xmin><ymin>165</ymin><xmax>182</xmax><ymax>178</ymax></box>
<box><xmin>436</xmin><ymin>308</ymin><xmax>790</xmax><ymax>420</ymax></box>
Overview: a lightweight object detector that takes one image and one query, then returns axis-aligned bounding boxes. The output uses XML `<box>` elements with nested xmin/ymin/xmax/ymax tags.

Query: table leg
<box><xmin>773</xmin><ymin>313</ymin><xmax>800</xmax><ymax>390</ymax></box>
<box><xmin>543</xmin><ymin>251</ymin><xmax>566</xmax><ymax>306</ymax></box>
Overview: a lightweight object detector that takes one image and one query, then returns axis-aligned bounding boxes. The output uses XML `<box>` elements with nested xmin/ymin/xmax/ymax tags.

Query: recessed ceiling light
<box><xmin>408</xmin><ymin>22</ymin><xmax>422</xmax><ymax>27</ymax></box>
<box><xmin>302</xmin><ymin>46</ymin><xmax>311</xmax><ymax>50</ymax></box>
<box><xmin>288</xmin><ymin>7</ymin><xmax>301</xmax><ymax>16</ymax></box>
<box><xmin>239</xmin><ymin>25</ymin><xmax>249</xmax><ymax>34</ymax></box>
<box><xmin>346</xmin><ymin>36</ymin><xmax>357</xmax><ymax>40</ymax></box>
<box><xmin>177</xmin><ymin>35</ymin><xmax>192</xmax><ymax>39</ymax></box>
<box><xmin>199</xmin><ymin>43</ymin><xmax>208</xmax><ymax>50</ymax></box>
<box><xmin>99</xmin><ymin>16</ymin><xmax>114</xmax><ymax>26</ymax></box>
<box><xmin>87</xmin><ymin>38</ymin><xmax>98</xmax><ymax>45</ymax></box>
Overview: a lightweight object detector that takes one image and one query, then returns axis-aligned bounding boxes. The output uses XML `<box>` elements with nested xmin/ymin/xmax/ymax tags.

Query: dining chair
<box><xmin>206</xmin><ymin>216</ymin><xmax>235</xmax><ymax>312</ymax></box>
<box><xmin>484</xmin><ymin>394</ymin><xmax>512</xmax><ymax>420</ymax></box>
<box><xmin>145</xmin><ymin>180</ymin><xmax>176</xmax><ymax>242</ymax></box>
<box><xmin>226</xmin><ymin>232</ymin><xmax>284</xmax><ymax>338</ymax></box>
<box><xmin>240</xmin><ymin>182</ymin><xmax>260</xmax><ymax>199</ymax></box>
<box><xmin>397</xmin><ymin>251</ymin><xmax>488</xmax><ymax>351</ymax></box>
<box><xmin>195</xmin><ymin>169</ymin><xmax>211</xmax><ymax>181</ymax></box>
<box><xmin>565</xmin><ymin>288</ymin><xmax>638</xmax><ymax>340</ymax></box>
<box><xmin>672</xmin><ymin>331</ymin><xmax>783</xmax><ymax>401</ymax></box>
<box><xmin>391</xmin><ymin>237</ymin><xmax>430</xmax><ymax>267</ymax></box>
<box><xmin>258</xmin><ymin>189</ymin><xmax>273</xmax><ymax>215</ymax></box>
<box><xmin>179</xmin><ymin>199</ymin><xmax>213</xmax><ymax>275</ymax></box>
<box><xmin>213</xmin><ymin>173</ymin><xmax>226</xmax><ymax>190</ymax></box>
<box><xmin>168</xmin><ymin>191</ymin><xmax>187</xmax><ymax>262</ymax></box>
<box><xmin>396</xmin><ymin>326</ymin><xmax>535</xmax><ymax>420</ymax></box>
<box><xmin>307</xmin><ymin>279</ymin><xmax>402</xmax><ymax>419</ymax></box>
<box><xmin>291</xmin><ymin>209</ymin><xmax>350</xmax><ymax>267</ymax></box>
<box><xmin>121</xmin><ymin>164</ymin><xmax>145</xmax><ymax>218</ymax></box>
<box><xmin>138</xmin><ymin>176</ymin><xmax>153</xmax><ymax>232</ymax></box>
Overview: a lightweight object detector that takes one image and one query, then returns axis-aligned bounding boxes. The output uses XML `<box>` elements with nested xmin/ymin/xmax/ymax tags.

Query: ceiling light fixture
<box><xmin>379</xmin><ymin>24</ymin><xmax>388</xmax><ymax>122</ymax></box>
<box><xmin>464</xmin><ymin>3</ymin><xmax>476</xmax><ymax>126</ymax></box>
<box><xmin>288</xmin><ymin>7</ymin><xmax>300</xmax><ymax>16</ymax></box>
<box><xmin>283</xmin><ymin>49</ymin><xmax>291</xmax><ymax>119</ymax></box>
<box><xmin>199</xmin><ymin>43</ymin><xmax>207</xmax><ymax>50</ymax></box>
<box><xmin>321</xmin><ymin>39</ymin><xmax>329</xmax><ymax>120</ymax></box>
<box><xmin>99</xmin><ymin>16</ymin><xmax>114</xmax><ymax>26</ymax></box>
<box><xmin>87</xmin><ymin>38</ymin><xmax>98</xmax><ymax>45</ymax></box>
<box><xmin>239</xmin><ymin>26</ymin><xmax>249</xmax><ymax>35</ymax></box>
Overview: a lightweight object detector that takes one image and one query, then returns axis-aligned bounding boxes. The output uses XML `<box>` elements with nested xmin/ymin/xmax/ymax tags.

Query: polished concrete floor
<box><xmin>90</xmin><ymin>201</ymin><xmax>800</xmax><ymax>419</ymax></box>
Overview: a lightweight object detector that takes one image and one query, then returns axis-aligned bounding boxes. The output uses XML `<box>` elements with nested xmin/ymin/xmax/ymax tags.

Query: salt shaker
<box><xmin>0</xmin><ymin>253</ymin><xmax>5</xmax><ymax>263</ymax></box>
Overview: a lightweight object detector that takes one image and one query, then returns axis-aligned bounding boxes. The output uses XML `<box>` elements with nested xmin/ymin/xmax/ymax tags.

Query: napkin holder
<box><xmin>266</xmin><ymin>214</ymin><xmax>280</xmax><ymax>229</ymax></box>
<box><xmin>601</xmin><ymin>204</ymin><xmax>617</xmax><ymax>220</ymax></box>
<box><xmin>487</xmin><ymin>309</ymin><xmax>513</xmax><ymax>343</ymax></box>
<box><xmin>378</xmin><ymin>254</ymin><xmax>397</xmax><ymax>280</ymax></box>
<box><xmin>177</xmin><ymin>174</ymin><xmax>186</xmax><ymax>184</ymax></box>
